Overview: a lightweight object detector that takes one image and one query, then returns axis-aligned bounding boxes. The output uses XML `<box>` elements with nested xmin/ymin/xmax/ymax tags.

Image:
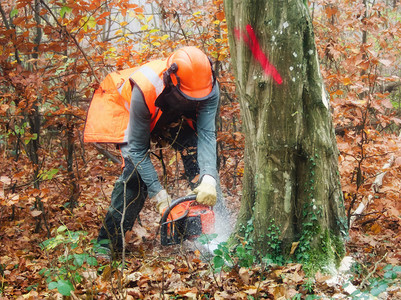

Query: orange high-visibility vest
<box><xmin>84</xmin><ymin>59</ymin><xmax>168</xmax><ymax>143</ymax></box>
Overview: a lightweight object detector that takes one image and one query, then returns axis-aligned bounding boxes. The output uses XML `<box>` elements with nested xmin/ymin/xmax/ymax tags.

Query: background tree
<box><xmin>312</xmin><ymin>0</ymin><xmax>401</xmax><ymax>227</ymax></box>
<box><xmin>0</xmin><ymin>0</ymin><xmax>235</xmax><ymax>232</ymax></box>
<box><xmin>223</xmin><ymin>0</ymin><xmax>348</xmax><ymax>270</ymax></box>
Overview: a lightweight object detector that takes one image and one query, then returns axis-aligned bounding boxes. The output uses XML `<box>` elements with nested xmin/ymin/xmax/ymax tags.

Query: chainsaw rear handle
<box><xmin>160</xmin><ymin>194</ymin><xmax>197</xmax><ymax>225</ymax></box>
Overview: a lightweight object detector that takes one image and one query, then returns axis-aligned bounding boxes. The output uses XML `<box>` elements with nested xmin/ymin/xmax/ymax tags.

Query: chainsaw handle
<box><xmin>160</xmin><ymin>194</ymin><xmax>197</xmax><ymax>225</ymax></box>
<box><xmin>160</xmin><ymin>194</ymin><xmax>197</xmax><ymax>246</ymax></box>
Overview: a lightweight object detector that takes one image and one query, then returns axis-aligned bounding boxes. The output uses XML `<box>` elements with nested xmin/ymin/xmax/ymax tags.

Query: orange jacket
<box><xmin>84</xmin><ymin>59</ymin><xmax>168</xmax><ymax>143</ymax></box>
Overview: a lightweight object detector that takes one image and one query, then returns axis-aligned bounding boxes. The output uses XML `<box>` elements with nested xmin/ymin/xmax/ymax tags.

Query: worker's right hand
<box><xmin>154</xmin><ymin>189</ymin><xmax>172</xmax><ymax>215</ymax></box>
<box><xmin>193</xmin><ymin>175</ymin><xmax>217</xmax><ymax>206</ymax></box>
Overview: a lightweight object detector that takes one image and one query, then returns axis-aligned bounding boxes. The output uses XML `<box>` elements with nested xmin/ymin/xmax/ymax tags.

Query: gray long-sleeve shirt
<box><xmin>120</xmin><ymin>84</ymin><xmax>219</xmax><ymax>198</ymax></box>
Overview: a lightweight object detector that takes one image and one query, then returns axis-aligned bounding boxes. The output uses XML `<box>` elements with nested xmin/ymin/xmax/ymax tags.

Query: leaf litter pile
<box><xmin>1</xmin><ymin>142</ymin><xmax>401</xmax><ymax>299</ymax></box>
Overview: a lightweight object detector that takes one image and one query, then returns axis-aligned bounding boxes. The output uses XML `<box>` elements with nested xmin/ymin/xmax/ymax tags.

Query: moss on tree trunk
<box><xmin>224</xmin><ymin>0</ymin><xmax>348</xmax><ymax>273</ymax></box>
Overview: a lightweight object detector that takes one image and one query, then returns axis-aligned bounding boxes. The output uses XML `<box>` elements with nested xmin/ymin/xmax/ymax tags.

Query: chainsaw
<box><xmin>160</xmin><ymin>195</ymin><xmax>215</xmax><ymax>246</ymax></box>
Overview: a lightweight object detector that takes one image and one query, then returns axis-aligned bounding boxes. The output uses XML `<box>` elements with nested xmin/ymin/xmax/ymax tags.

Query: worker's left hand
<box><xmin>193</xmin><ymin>175</ymin><xmax>217</xmax><ymax>206</ymax></box>
<box><xmin>153</xmin><ymin>189</ymin><xmax>172</xmax><ymax>215</ymax></box>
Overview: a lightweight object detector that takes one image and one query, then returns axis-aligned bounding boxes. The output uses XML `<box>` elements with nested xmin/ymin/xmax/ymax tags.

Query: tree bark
<box><xmin>224</xmin><ymin>0</ymin><xmax>348</xmax><ymax>271</ymax></box>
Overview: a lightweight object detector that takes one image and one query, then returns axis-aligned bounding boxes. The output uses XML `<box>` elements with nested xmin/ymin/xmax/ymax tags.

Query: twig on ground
<box><xmin>350</xmin><ymin>155</ymin><xmax>395</xmax><ymax>227</ymax></box>
<box><xmin>359</xmin><ymin>253</ymin><xmax>388</xmax><ymax>289</ymax></box>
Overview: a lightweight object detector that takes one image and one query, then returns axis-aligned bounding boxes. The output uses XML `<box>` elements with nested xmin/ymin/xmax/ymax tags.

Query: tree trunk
<box><xmin>224</xmin><ymin>0</ymin><xmax>348</xmax><ymax>271</ymax></box>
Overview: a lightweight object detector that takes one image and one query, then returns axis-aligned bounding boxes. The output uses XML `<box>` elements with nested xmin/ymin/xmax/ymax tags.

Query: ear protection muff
<box><xmin>163</xmin><ymin>62</ymin><xmax>180</xmax><ymax>88</ymax></box>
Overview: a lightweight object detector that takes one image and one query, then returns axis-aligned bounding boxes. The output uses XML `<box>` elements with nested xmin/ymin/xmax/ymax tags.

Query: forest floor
<box><xmin>1</xmin><ymin>141</ymin><xmax>401</xmax><ymax>299</ymax></box>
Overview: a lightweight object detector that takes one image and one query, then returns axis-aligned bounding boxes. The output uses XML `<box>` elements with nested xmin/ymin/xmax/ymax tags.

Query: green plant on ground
<box><xmin>210</xmin><ymin>240</ymin><xmax>255</xmax><ymax>272</ymax></box>
<box><xmin>347</xmin><ymin>263</ymin><xmax>401</xmax><ymax>299</ymax></box>
<box><xmin>198</xmin><ymin>216</ymin><xmax>256</xmax><ymax>273</ymax></box>
<box><xmin>302</xmin><ymin>277</ymin><xmax>315</xmax><ymax>294</ymax></box>
<box><xmin>39</xmin><ymin>225</ymin><xmax>108</xmax><ymax>296</ymax></box>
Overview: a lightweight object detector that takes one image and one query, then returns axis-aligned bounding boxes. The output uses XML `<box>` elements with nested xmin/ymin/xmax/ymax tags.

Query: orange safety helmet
<box><xmin>164</xmin><ymin>46</ymin><xmax>216</xmax><ymax>101</ymax></box>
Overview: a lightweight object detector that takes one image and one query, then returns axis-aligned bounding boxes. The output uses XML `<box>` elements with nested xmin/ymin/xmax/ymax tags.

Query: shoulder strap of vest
<box><xmin>129</xmin><ymin>60</ymin><xmax>167</xmax><ymax>106</ymax></box>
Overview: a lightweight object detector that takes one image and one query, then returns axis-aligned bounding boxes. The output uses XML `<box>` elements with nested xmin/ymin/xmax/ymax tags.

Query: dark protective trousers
<box><xmin>97</xmin><ymin>123</ymin><xmax>199</xmax><ymax>251</ymax></box>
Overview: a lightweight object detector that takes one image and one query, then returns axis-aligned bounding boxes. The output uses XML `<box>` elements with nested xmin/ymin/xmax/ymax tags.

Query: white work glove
<box><xmin>193</xmin><ymin>175</ymin><xmax>217</xmax><ymax>206</ymax></box>
<box><xmin>153</xmin><ymin>189</ymin><xmax>172</xmax><ymax>215</ymax></box>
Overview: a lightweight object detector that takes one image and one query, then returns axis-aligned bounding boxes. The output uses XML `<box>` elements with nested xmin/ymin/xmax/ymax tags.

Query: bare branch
<box><xmin>37</xmin><ymin>0</ymin><xmax>100</xmax><ymax>83</ymax></box>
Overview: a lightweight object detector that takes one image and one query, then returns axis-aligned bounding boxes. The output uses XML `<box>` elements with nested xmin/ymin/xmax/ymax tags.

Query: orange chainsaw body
<box><xmin>160</xmin><ymin>196</ymin><xmax>215</xmax><ymax>245</ymax></box>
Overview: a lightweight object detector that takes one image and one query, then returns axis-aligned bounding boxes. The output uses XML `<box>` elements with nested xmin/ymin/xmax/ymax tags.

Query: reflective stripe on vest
<box><xmin>83</xmin><ymin>60</ymin><xmax>167</xmax><ymax>144</ymax></box>
<box><xmin>129</xmin><ymin>59</ymin><xmax>167</xmax><ymax>131</ymax></box>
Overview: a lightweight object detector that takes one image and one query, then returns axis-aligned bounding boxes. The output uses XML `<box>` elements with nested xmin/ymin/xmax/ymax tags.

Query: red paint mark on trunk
<box><xmin>234</xmin><ymin>25</ymin><xmax>283</xmax><ymax>85</ymax></box>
